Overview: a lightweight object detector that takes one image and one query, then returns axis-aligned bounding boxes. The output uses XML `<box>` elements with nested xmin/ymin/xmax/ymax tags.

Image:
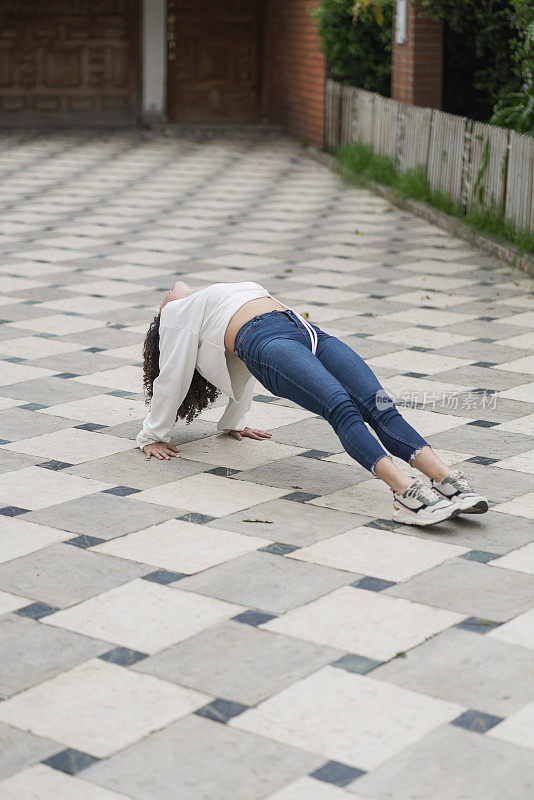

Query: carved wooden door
<box><xmin>167</xmin><ymin>0</ymin><xmax>263</xmax><ymax>122</ymax></box>
<box><xmin>0</xmin><ymin>0</ymin><xmax>139</xmax><ymax>126</ymax></box>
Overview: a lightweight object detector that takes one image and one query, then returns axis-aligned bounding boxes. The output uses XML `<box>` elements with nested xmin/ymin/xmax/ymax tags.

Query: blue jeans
<box><xmin>232</xmin><ymin>308</ymin><xmax>430</xmax><ymax>475</ymax></box>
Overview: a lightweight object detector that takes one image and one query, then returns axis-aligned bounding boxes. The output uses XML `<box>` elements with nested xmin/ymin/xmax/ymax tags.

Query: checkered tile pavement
<box><xmin>1</xmin><ymin>129</ymin><xmax>534</xmax><ymax>800</ymax></box>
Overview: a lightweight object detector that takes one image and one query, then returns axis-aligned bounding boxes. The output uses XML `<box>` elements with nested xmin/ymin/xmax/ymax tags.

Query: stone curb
<box><xmin>308</xmin><ymin>148</ymin><xmax>534</xmax><ymax>277</ymax></box>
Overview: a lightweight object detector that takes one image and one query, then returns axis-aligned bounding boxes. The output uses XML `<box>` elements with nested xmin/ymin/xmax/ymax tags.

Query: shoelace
<box><xmin>400</xmin><ymin>477</ymin><xmax>440</xmax><ymax>505</ymax></box>
<box><xmin>445</xmin><ymin>469</ymin><xmax>471</xmax><ymax>493</ymax></box>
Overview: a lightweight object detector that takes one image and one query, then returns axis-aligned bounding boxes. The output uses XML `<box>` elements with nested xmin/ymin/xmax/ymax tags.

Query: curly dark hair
<box><xmin>142</xmin><ymin>313</ymin><xmax>220</xmax><ymax>425</ymax></box>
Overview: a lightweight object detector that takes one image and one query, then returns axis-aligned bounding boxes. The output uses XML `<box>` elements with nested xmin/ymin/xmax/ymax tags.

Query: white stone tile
<box><xmin>8</xmin><ymin>314</ymin><xmax>107</xmax><ymax>335</ymax></box>
<box><xmin>372</xmin><ymin>327</ymin><xmax>472</xmax><ymax>348</ymax></box>
<box><xmin>73</xmin><ymin>365</ymin><xmax>143</xmax><ymax>393</ymax></box>
<box><xmin>10</xmin><ymin>247</ymin><xmax>90</xmax><ymax>262</ymax></box>
<box><xmin>280</xmin><ymin>287</ymin><xmax>365</xmax><ymax>305</ymax></box>
<box><xmin>0</xmin><ymin>295</ymin><xmax>22</xmax><ymax>307</ymax></box>
<box><xmin>492</xmin><ymin>491</ymin><xmax>534</xmax><ymax>518</ymax></box>
<box><xmin>94</xmin><ymin>519</ymin><xmax>270</xmax><ymax>573</ymax></box>
<box><xmin>495</xmin><ymin>311</ymin><xmax>534</xmax><ymax>328</ymax></box>
<box><xmin>0</xmin><ymin>336</ymin><xmax>83</xmax><ymax>359</ymax></box>
<box><xmin>487</xmin><ymin>701</ymin><xmax>534</xmax><ymax>750</ymax></box>
<box><xmin>43</xmin><ymin>579</ymin><xmax>243</xmax><ymax>654</ymax></box>
<box><xmin>400</xmin><ymin>406</ymin><xmax>470</xmax><ymax>435</ymax></box>
<box><xmin>0</xmin><ymin>276</ymin><xmax>46</xmax><ymax>293</ymax></box>
<box><xmin>135</xmin><ymin>473</ymin><xmax>285</xmax><ymax>516</ymax></box>
<box><xmin>44</xmin><ymin>394</ymin><xmax>147</xmax><ymax>425</ymax></box>
<box><xmin>384</xmin><ymin>308</ymin><xmax>476</xmax><ymax>327</ymax></box>
<box><xmin>384</xmin><ymin>290</ymin><xmax>473</xmax><ymax>308</ymax></box>
<box><xmin>86</xmin><ymin>264</ymin><xmax>170</xmax><ymax>280</ymax></box>
<box><xmin>0</xmin><ymin>260</ymin><xmax>69</xmax><ymax>277</ymax></box>
<box><xmin>43</xmin><ymin>235</ymin><xmax>109</xmax><ymax>249</ymax></box>
<box><xmin>0</xmin><ymin>517</ymin><xmax>69</xmax><ymax>563</ymax></box>
<box><xmin>401</xmin><ymin>248</ymin><xmax>477</xmax><ymax>262</ymax></box>
<box><xmin>107</xmin><ymin>250</ymin><xmax>181</xmax><ymax>266</ymax></box>
<box><xmin>495</xmin><ymin>294</ymin><xmax>534</xmax><ymax>310</ymax></box>
<box><xmin>291</xmin><ymin>526</ymin><xmax>467</xmax><ymax>581</ymax></box>
<box><xmin>0</xmin><ymin>764</ymin><xmax>132</xmax><ymax>800</ymax></box>
<box><xmin>492</xmin><ymin>542</ymin><xmax>534</xmax><ymax>575</ymax></box>
<box><xmin>0</xmin><ymin>466</ymin><xmax>109</xmax><ymax>510</ymax></box>
<box><xmin>494</xmin><ymin>414</ymin><xmax>534</xmax><ymax>436</ymax></box>
<box><xmin>367</xmin><ymin>350</ymin><xmax>472</xmax><ymax>375</ymax></box>
<box><xmin>497</xmin><ymin>382</ymin><xmax>534</xmax><ymax>402</ymax></box>
<box><xmin>62</xmin><ymin>280</ymin><xmax>143</xmax><ymax>297</ymax></box>
<box><xmin>265</xmin><ymin>777</ymin><xmax>353</xmax><ymax>799</ymax></box>
<box><xmin>231</xmin><ymin>666</ymin><xmax>462</xmax><ymax>770</ymax></box>
<box><xmin>177</xmin><ymin>434</ymin><xmax>304</xmax><ymax>470</ymax></box>
<box><xmin>40</xmin><ymin>296</ymin><xmax>130</xmax><ymax>315</ymax></box>
<box><xmin>198</xmin><ymin>400</ymin><xmax>315</xmax><ymax>429</ymax></box>
<box><xmin>494</xmin><ymin>452</ymin><xmax>534</xmax><ymax>475</ymax></box>
<box><xmin>203</xmin><ymin>253</ymin><xmax>281</xmax><ymax>268</ymax></box>
<box><xmin>0</xmin><ymin>396</ymin><xmax>22</xmax><ymax>410</ymax></box>
<box><xmin>497</xmin><ymin>355</ymin><xmax>534</xmax><ymax>375</ymax></box>
<box><xmin>101</xmin><ymin>343</ymin><xmax>143</xmax><ymax>361</ymax></box>
<box><xmin>295</xmin><ymin>257</ymin><xmax>377</xmax><ymax>273</ymax></box>
<box><xmin>310</xmin><ymin>478</ymin><xmax>393</xmax><ymax>518</ymax></box>
<box><xmin>390</xmin><ymin>274</ymin><xmax>472</xmax><ymax>291</ymax></box>
<box><xmin>3</xmin><ymin>428</ymin><xmax>134</xmax><ymax>464</ymax></box>
<box><xmin>0</xmin><ymin>589</ymin><xmax>31</xmax><ymax>614</ymax></box>
<box><xmin>293</xmin><ymin>305</ymin><xmax>356</xmax><ymax>323</ymax></box>
<box><xmin>489</xmin><ymin>607</ymin><xmax>534</xmax><ymax>649</ymax></box>
<box><xmin>180</xmin><ymin>267</ymin><xmax>270</xmax><ymax>284</ymax></box>
<box><xmin>0</xmin><ymin>658</ymin><xmax>209</xmax><ymax>757</ymax></box>
<box><xmin>0</xmin><ymin>362</ymin><xmax>55</xmax><ymax>385</ymax></box>
<box><xmin>297</xmin><ymin>271</ymin><xmax>372</xmax><ymax>287</ymax></box>
<box><xmin>493</xmin><ymin>332</ymin><xmax>534</xmax><ymax>350</ymax></box>
<box><xmin>263</xmin><ymin>586</ymin><xmax>463</xmax><ymax>661</ymax></box>
<box><xmin>382</xmin><ymin>375</ymin><xmax>475</xmax><ymax>404</ymax></box>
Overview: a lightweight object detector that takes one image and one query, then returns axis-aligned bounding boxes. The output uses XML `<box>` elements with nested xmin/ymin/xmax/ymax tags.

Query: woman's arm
<box><xmin>136</xmin><ymin>325</ymin><xmax>198</xmax><ymax>451</ymax></box>
<box><xmin>216</xmin><ymin>377</ymin><xmax>256</xmax><ymax>434</ymax></box>
<box><xmin>216</xmin><ymin>379</ymin><xmax>272</xmax><ymax>441</ymax></box>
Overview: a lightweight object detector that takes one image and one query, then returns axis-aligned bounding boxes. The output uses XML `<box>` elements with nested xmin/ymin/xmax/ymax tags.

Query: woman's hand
<box><xmin>143</xmin><ymin>442</ymin><xmax>180</xmax><ymax>460</ymax></box>
<box><xmin>227</xmin><ymin>427</ymin><xmax>272</xmax><ymax>441</ymax></box>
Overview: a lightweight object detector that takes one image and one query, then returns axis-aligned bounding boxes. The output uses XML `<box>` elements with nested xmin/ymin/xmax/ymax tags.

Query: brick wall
<box><xmin>391</xmin><ymin>2</ymin><xmax>443</xmax><ymax>109</ymax></box>
<box><xmin>264</xmin><ymin>0</ymin><xmax>326</xmax><ymax>148</ymax></box>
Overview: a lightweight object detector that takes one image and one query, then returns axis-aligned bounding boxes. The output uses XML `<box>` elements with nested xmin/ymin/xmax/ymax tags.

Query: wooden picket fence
<box><xmin>325</xmin><ymin>79</ymin><xmax>534</xmax><ymax>234</ymax></box>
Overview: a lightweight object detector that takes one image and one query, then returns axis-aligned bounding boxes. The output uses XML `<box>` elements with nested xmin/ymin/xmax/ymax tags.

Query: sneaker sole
<box><xmin>457</xmin><ymin>500</ymin><xmax>489</xmax><ymax>514</ymax></box>
<box><xmin>434</xmin><ymin>488</ymin><xmax>488</xmax><ymax>514</ymax></box>
<box><xmin>392</xmin><ymin>505</ymin><xmax>461</xmax><ymax>527</ymax></box>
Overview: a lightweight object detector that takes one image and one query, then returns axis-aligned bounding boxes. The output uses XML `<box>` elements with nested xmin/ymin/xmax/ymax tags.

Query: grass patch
<box><xmin>335</xmin><ymin>142</ymin><xmax>534</xmax><ymax>255</ymax></box>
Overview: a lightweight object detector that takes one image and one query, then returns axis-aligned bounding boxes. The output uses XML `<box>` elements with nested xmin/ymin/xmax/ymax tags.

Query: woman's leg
<box><xmin>241</xmin><ymin>335</ymin><xmax>413</xmax><ymax>491</ymax></box>
<box><xmin>312</xmin><ymin>330</ymin><xmax>451</xmax><ymax>481</ymax></box>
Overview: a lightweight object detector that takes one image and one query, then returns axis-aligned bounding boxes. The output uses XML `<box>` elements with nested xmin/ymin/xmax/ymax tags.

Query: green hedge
<box><xmin>310</xmin><ymin>0</ymin><xmax>393</xmax><ymax>96</ymax></box>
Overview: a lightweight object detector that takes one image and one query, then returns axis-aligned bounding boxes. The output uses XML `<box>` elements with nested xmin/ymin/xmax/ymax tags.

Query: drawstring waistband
<box><xmin>236</xmin><ymin>304</ymin><xmax>318</xmax><ymax>356</ymax></box>
<box><xmin>289</xmin><ymin>309</ymin><xmax>318</xmax><ymax>355</ymax></box>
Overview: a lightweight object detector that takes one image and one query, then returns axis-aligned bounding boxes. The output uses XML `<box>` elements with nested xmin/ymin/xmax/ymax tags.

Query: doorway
<box><xmin>166</xmin><ymin>0</ymin><xmax>264</xmax><ymax>123</ymax></box>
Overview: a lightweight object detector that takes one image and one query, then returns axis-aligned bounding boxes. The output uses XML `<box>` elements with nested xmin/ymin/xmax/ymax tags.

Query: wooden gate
<box><xmin>0</xmin><ymin>0</ymin><xmax>139</xmax><ymax>126</ymax></box>
<box><xmin>166</xmin><ymin>0</ymin><xmax>264</xmax><ymax>123</ymax></box>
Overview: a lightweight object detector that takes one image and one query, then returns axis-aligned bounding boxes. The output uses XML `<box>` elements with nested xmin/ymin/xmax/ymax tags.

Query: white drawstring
<box><xmin>284</xmin><ymin>307</ymin><xmax>318</xmax><ymax>355</ymax></box>
<box><xmin>266</xmin><ymin>295</ymin><xmax>318</xmax><ymax>355</ymax></box>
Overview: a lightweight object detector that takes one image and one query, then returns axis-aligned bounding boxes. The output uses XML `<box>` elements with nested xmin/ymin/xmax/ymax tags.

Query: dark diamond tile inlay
<box><xmin>194</xmin><ymin>698</ymin><xmax>249</xmax><ymax>723</ymax></box>
<box><xmin>310</xmin><ymin>760</ymin><xmax>366</xmax><ymax>787</ymax></box>
<box><xmin>42</xmin><ymin>747</ymin><xmax>100</xmax><ymax>775</ymax></box>
<box><xmin>450</xmin><ymin>709</ymin><xmax>504</xmax><ymax>733</ymax></box>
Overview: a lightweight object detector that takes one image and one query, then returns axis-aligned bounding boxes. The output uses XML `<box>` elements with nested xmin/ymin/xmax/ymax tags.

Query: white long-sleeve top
<box><xmin>136</xmin><ymin>281</ymin><xmax>317</xmax><ymax>450</ymax></box>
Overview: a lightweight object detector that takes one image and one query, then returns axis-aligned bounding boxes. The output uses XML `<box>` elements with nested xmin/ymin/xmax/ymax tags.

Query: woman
<box><xmin>137</xmin><ymin>280</ymin><xmax>488</xmax><ymax>527</ymax></box>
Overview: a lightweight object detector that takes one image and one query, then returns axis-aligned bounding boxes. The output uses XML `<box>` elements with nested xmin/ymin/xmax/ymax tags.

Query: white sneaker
<box><xmin>392</xmin><ymin>476</ymin><xmax>460</xmax><ymax>526</ymax></box>
<box><xmin>431</xmin><ymin>469</ymin><xmax>488</xmax><ymax>514</ymax></box>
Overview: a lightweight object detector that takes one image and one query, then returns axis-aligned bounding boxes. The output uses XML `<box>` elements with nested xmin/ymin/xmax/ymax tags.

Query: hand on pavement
<box><xmin>143</xmin><ymin>442</ymin><xmax>180</xmax><ymax>460</ymax></box>
<box><xmin>227</xmin><ymin>427</ymin><xmax>272</xmax><ymax>441</ymax></box>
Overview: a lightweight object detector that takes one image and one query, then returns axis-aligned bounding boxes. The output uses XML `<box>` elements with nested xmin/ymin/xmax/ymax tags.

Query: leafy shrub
<box><xmin>491</xmin><ymin>84</ymin><xmax>534</xmax><ymax>136</ymax></box>
<box><xmin>310</xmin><ymin>0</ymin><xmax>393</xmax><ymax>96</ymax></box>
